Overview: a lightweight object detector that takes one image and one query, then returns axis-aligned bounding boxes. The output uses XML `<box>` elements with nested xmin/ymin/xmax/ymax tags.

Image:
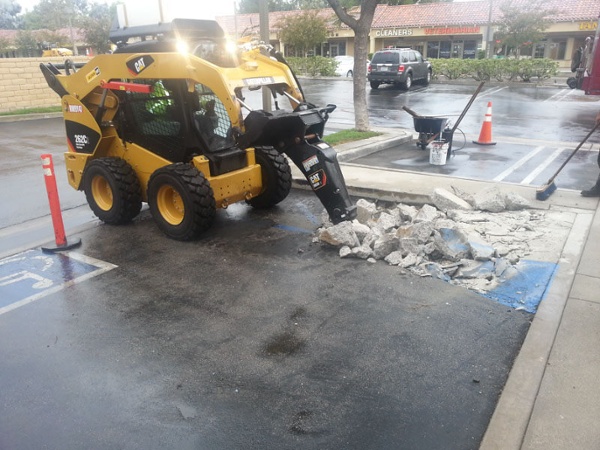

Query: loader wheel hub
<box><xmin>91</xmin><ymin>175</ymin><xmax>113</xmax><ymax>211</ymax></box>
<box><xmin>156</xmin><ymin>184</ymin><xmax>184</xmax><ymax>225</ymax></box>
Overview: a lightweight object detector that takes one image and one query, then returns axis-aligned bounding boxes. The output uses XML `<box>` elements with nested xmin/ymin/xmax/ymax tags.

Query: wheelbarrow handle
<box><xmin>402</xmin><ymin>106</ymin><xmax>422</xmax><ymax>118</ymax></box>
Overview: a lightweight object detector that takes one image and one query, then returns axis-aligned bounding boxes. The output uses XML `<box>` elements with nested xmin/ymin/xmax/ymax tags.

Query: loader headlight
<box><xmin>176</xmin><ymin>41</ymin><xmax>189</xmax><ymax>55</ymax></box>
<box><xmin>225</xmin><ymin>40</ymin><xmax>237</xmax><ymax>54</ymax></box>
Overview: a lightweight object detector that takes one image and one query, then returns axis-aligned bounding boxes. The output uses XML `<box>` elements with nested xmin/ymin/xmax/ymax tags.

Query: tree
<box><xmin>36</xmin><ymin>29</ymin><xmax>71</xmax><ymax>48</ymax></box>
<box><xmin>238</xmin><ymin>0</ymin><xmax>297</xmax><ymax>13</ymax></box>
<box><xmin>14</xmin><ymin>30</ymin><xmax>38</xmax><ymax>56</ymax></box>
<box><xmin>277</xmin><ymin>11</ymin><xmax>328</xmax><ymax>57</ymax></box>
<box><xmin>494</xmin><ymin>1</ymin><xmax>553</xmax><ymax>58</ymax></box>
<box><xmin>81</xmin><ymin>2</ymin><xmax>114</xmax><ymax>54</ymax></box>
<box><xmin>0</xmin><ymin>36</ymin><xmax>12</xmax><ymax>55</ymax></box>
<box><xmin>326</xmin><ymin>0</ymin><xmax>378</xmax><ymax>132</ymax></box>
<box><xmin>0</xmin><ymin>0</ymin><xmax>21</xmax><ymax>29</ymax></box>
<box><xmin>21</xmin><ymin>0</ymin><xmax>88</xmax><ymax>31</ymax></box>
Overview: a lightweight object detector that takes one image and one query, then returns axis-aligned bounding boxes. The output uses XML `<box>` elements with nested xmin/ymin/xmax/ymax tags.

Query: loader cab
<box><xmin>110</xmin><ymin>18</ymin><xmax>236</xmax><ymax>67</ymax></box>
<box><xmin>114</xmin><ymin>78</ymin><xmax>245</xmax><ymax>175</ymax></box>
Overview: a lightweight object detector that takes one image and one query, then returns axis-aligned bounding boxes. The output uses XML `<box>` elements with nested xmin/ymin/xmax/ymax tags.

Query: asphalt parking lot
<box><xmin>0</xmin><ymin>190</ymin><xmax>532</xmax><ymax>450</ymax></box>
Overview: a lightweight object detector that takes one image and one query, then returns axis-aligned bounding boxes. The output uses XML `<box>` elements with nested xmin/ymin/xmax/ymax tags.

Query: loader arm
<box><xmin>239</xmin><ymin>107</ymin><xmax>356</xmax><ymax>224</ymax></box>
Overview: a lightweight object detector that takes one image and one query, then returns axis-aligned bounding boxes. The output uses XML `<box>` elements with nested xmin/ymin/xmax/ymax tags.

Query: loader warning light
<box><xmin>100</xmin><ymin>80</ymin><xmax>153</xmax><ymax>93</ymax></box>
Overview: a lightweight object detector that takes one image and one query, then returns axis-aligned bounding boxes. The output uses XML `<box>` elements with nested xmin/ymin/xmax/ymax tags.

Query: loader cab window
<box><xmin>117</xmin><ymin>79</ymin><xmax>188</xmax><ymax>161</ymax></box>
<box><xmin>191</xmin><ymin>83</ymin><xmax>235</xmax><ymax>152</ymax></box>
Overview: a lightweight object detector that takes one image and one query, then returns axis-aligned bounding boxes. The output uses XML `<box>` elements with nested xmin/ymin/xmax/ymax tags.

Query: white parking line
<box><xmin>479</xmin><ymin>86</ymin><xmax>508</xmax><ymax>98</ymax></box>
<box><xmin>542</xmin><ymin>89</ymin><xmax>575</xmax><ymax>103</ymax></box>
<box><xmin>493</xmin><ymin>146</ymin><xmax>546</xmax><ymax>182</ymax></box>
<box><xmin>520</xmin><ymin>147</ymin><xmax>565</xmax><ymax>185</ymax></box>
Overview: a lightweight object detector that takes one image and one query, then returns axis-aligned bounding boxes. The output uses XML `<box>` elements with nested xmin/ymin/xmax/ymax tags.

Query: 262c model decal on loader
<box><xmin>40</xmin><ymin>19</ymin><xmax>356</xmax><ymax>240</ymax></box>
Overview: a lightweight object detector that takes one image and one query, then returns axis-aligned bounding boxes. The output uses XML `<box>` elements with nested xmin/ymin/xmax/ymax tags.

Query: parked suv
<box><xmin>368</xmin><ymin>48</ymin><xmax>432</xmax><ymax>90</ymax></box>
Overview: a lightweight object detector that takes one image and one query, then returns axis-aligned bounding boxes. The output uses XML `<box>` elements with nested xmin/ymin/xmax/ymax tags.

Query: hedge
<box><xmin>430</xmin><ymin>58</ymin><xmax>559</xmax><ymax>82</ymax></box>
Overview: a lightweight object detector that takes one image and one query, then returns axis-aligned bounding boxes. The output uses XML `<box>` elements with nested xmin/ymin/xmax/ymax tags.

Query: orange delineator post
<box><xmin>473</xmin><ymin>101</ymin><xmax>496</xmax><ymax>146</ymax></box>
<box><xmin>41</xmin><ymin>154</ymin><xmax>81</xmax><ymax>253</ymax></box>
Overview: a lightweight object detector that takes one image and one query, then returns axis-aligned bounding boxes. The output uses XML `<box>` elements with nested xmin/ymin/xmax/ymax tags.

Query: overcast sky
<box><xmin>18</xmin><ymin>0</ymin><xmax>238</xmax><ymax>23</ymax></box>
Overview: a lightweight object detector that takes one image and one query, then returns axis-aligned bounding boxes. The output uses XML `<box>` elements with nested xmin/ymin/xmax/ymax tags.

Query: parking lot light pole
<box><xmin>259</xmin><ymin>0</ymin><xmax>272</xmax><ymax>112</ymax></box>
<box><xmin>486</xmin><ymin>0</ymin><xmax>494</xmax><ymax>58</ymax></box>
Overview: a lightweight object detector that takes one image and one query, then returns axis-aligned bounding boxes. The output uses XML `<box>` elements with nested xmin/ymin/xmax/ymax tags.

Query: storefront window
<box><xmin>427</xmin><ymin>42</ymin><xmax>439</xmax><ymax>58</ymax></box>
<box><xmin>558</xmin><ymin>41</ymin><xmax>567</xmax><ymax>60</ymax></box>
<box><xmin>534</xmin><ymin>43</ymin><xmax>545</xmax><ymax>58</ymax></box>
<box><xmin>463</xmin><ymin>40</ymin><xmax>477</xmax><ymax>59</ymax></box>
<box><xmin>548</xmin><ymin>41</ymin><xmax>567</xmax><ymax>60</ymax></box>
<box><xmin>439</xmin><ymin>41</ymin><xmax>451</xmax><ymax>58</ymax></box>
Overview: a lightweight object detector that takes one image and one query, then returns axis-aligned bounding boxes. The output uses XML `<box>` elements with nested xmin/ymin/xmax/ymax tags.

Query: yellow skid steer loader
<box><xmin>40</xmin><ymin>19</ymin><xmax>356</xmax><ymax>240</ymax></box>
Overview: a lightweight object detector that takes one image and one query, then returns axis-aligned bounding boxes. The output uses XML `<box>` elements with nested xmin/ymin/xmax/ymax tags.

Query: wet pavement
<box><xmin>0</xmin><ymin>191</ymin><xmax>532</xmax><ymax>450</ymax></box>
<box><xmin>352</xmin><ymin>136</ymin><xmax>600</xmax><ymax>192</ymax></box>
<box><xmin>1</xmin><ymin>79</ymin><xmax>599</xmax><ymax>449</ymax></box>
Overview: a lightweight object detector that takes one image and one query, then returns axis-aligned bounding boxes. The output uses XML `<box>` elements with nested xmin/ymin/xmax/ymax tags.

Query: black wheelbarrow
<box><xmin>412</xmin><ymin>116</ymin><xmax>450</xmax><ymax>150</ymax></box>
<box><xmin>402</xmin><ymin>82</ymin><xmax>485</xmax><ymax>155</ymax></box>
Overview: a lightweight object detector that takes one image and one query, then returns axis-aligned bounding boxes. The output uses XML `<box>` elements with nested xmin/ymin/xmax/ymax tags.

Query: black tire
<box><xmin>370</xmin><ymin>81</ymin><xmax>380</xmax><ymax>89</ymax></box>
<box><xmin>402</xmin><ymin>73</ymin><xmax>413</xmax><ymax>90</ymax></box>
<box><xmin>346</xmin><ymin>70</ymin><xmax>353</xmax><ymax>77</ymax></box>
<box><xmin>247</xmin><ymin>147</ymin><xmax>292</xmax><ymax>209</ymax></box>
<box><xmin>567</xmin><ymin>77</ymin><xmax>578</xmax><ymax>89</ymax></box>
<box><xmin>423</xmin><ymin>69</ymin><xmax>432</xmax><ymax>86</ymax></box>
<box><xmin>82</xmin><ymin>157</ymin><xmax>142</xmax><ymax>225</ymax></box>
<box><xmin>147</xmin><ymin>163</ymin><xmax>216</xmax><ymax>240</ymax></box>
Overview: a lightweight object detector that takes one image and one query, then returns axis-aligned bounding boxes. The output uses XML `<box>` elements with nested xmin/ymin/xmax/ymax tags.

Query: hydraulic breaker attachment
<box><xmin>240</xmin><ymin>108</ymin><xmax>356</xmax><ymax>224</ymax></box>
<box><xmin>284</xmin><ymin>140</ymin><xmax>357</xmax><ymax>224</ymax></box>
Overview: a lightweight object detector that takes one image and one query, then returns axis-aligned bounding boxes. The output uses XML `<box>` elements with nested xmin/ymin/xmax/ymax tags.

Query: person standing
<box><xmin>581</xmin><ymin>112</ymin><xmax>600</xmax><ymax>197</ymax></box>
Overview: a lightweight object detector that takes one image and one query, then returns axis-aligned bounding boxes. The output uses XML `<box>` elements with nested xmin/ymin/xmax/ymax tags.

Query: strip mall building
<box><xmin>216</xmin><ymin>0</ymin><xmax>598</xmax><ymax>69</ymax></box>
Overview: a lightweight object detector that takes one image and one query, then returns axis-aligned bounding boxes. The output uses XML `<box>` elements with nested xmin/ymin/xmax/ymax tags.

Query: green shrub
<box><xmin>286</xmin><ymin>56</ymin><xmax>337</xmax><ymax>77</ymax></box>
<box><xmin>431</xmin><ymin>59</ymin><xmax>467</xmax><ymax>80</ymax></box>
<box><xmin>431</xmin><ymin>58</ymin><xmax>558</xmax><ymax>82</ymax></box>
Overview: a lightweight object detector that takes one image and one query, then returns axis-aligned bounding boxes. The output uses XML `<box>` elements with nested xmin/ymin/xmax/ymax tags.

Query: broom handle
<box><xmin>451</xmin><ymin>81</ymin><xmax>485</xmax><ymax>134</ymax></box>
<box><xmin>547</xmin><ymin>121</ymin><xmax>600</xmax><ymax>183</ymax></box>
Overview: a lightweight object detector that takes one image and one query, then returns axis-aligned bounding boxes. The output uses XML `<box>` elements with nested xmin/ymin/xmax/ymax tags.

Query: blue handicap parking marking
<box><xmin>0</xmin><ymin>250</ymin><xmax>116</xmax><ymax>314</ymax></box>
<box><xmin>483</xmin><ymin>260</ymin><xmax>558</xmax><ymax>314</ymax></box>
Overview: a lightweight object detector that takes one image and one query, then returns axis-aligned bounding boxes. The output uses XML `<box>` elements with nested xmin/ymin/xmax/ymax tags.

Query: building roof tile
<box><xmin>216</xmin><ymin>0</ymin><xmax>599</xmax><ymax>35</ymax></box>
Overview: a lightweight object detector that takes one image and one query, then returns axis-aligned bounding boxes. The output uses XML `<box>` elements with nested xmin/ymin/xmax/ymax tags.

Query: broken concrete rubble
<box><xmin>315</xmin><ymin>187</ymin><xmax>572</xmax><ymax>296</ymax></box>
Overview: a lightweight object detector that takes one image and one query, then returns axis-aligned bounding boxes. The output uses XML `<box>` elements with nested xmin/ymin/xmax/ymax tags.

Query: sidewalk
<box><xmin>319</xmin><ymin>130</ymin><xmax>600</xmax><ymax>450</ymax></box>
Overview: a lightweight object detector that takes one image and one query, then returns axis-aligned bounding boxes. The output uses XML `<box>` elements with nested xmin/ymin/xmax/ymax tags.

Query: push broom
<box><xmin>536</xmin><ymin>121</ymin><xmax>600</xmax><ymax>200</ymax></box>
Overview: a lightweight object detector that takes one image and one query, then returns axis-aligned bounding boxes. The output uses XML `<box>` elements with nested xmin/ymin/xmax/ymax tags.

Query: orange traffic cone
<box><xmin>473</xmin><ymin>101</ymin><xmax>496</xmax><ymax>145</ymax></box>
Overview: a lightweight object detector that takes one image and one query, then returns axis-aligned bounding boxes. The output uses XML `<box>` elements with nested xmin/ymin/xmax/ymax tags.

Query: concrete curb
<box><xmin>0</xmin><ymin>112</ymin><xmax>62</xmax><ymax>123</ymax></box>
<box><xmin>335</xmin><ymin>128</ymin><xmax>414</xmax><ymax>162</ymax></box>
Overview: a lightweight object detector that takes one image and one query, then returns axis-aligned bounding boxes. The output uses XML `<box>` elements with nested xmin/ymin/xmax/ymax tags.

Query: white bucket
<box><xmin>429</xmin><ymin>140</ymin><xmax>448</xmax><ymax>165</ymax></box>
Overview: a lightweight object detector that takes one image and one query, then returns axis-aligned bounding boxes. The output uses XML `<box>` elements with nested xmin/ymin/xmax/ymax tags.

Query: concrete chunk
<box><xmin>472</xmin><ymin>187</ymin><xmax>506</xmax><ymax>213</ymax></box>
<box><xmin>339</xmin><ymin>246</ymin><xmax>352</xmax><ymax>258</ymax></box>
<box><xmin>468</xmin><ymin>241</ymin><xmax>495</xmax><ymax>261</ymax></box>
<box><xmin>352</xmin><ymin>221</ymin><xmax>372</xmax><ymax>242</ymax></box>
<box><xmin>415</xmin><ymin>204</ymin><xmax>443</xmax><ymax>223</ymax></box>
<box><xmin>356</xmin><ymin>199</ymin><xmax>378</xmax><ymax>224</ymax></box>
<box><xmin>384</xmin><ymin>250</ymin><xmax>404</xmax><ymax>265</ymax></box>
<box><xmin>504</xmin><ymin>191</ymin><xmax>531</xmax><ymax>210</ymax></box>
<box><xmin>397</xmin><ymin>204</ymin><xmax>418</xmax><ymax>222</ymax></box>
<box><xmin>352</xmin><ymin>244</ymin><xmax>373</xmax><ymax>259</ymax></box>
<box><xmin>374</xmin><ymin>211</ymin><xmax>398</xmax><ymax>233</ymax></box>
<box><xmin>455</xmin><ymin>260</ymin><xmax>495</xmax><ymax>279</ymax></box>
<box><xmin>430</xmin><ymin>188</ymin><xmax>473</xmax><ymax>212</ymax></box>
<box><xmin>318</xmin><ymin>221</ymin><xmax>360</xmax><ymax>248</ymax></box>
<box><xmin>373</xmin><ymin>234</ymin><xmax>399</xmax><ymax>259</ymax></box>
<box><xmin>399</xmin><ymin>253</ymin><xmax>420</xmax><ymax>268</ymax></box>
<box><xmin>399</xmin><ymin>237</ymin><xmax>423</xmax><ymax>256</ymax></box>
<box><xmin>433</xmin><ymin>228</ymin><xmax>470</xmax><ymax>261</ymax></box>
<box><xmin>396</xmin><ymin>221</ymin><xmax>434</xmax><ymax>244</ymax></box>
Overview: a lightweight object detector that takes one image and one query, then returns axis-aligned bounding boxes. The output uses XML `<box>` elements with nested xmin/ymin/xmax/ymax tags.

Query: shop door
<box><xmin>452</xmin><ymin>41</ymin><xmax>463</xmax><ymax>59</ymax></box>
